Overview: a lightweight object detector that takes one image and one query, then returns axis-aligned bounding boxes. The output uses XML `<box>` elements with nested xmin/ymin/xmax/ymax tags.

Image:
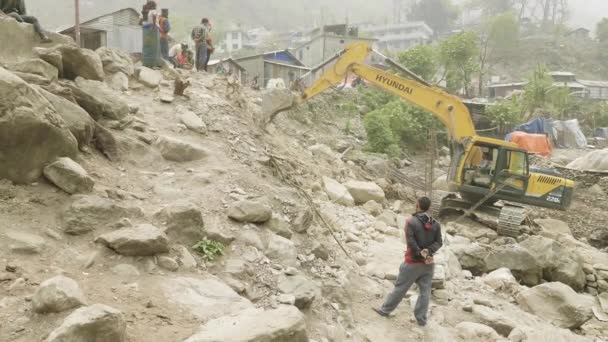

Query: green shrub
<box><xmin>192</xmin><ymin>238</ymin><xmax>225</xmax><ymax>261</ymax></box>
<box><xmin>486</xmin><ymin>98</ymin><xmax>523</xmax><ymax>134</ymax></box>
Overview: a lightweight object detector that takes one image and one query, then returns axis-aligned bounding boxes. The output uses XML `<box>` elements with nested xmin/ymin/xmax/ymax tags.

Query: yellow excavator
<box><xmin>266</xmin><ymin>42</ymin><xmax>574</xmax><ymax>237</ymax></box>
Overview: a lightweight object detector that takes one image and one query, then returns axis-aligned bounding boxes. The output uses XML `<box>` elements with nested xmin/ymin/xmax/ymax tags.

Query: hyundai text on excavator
<box><xmin>264</xmin><ymin>42</ymin><xmax>575</xmax><ymax>237</ymax></box>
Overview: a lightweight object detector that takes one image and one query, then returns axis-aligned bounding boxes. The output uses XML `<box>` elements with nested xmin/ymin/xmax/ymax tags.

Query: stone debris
<box><xmin>155</xmin><ymin>135</ymin><xmax>208</xmax><ymax>162</ymax></box>
<box><xmin>8</xmin><ymin>58</ymin><xmax>58</xmax><ymax>82</ymax></box>
<box><xmin>4</xmin><ymin>230</ymin><xmax>46</xmax><ymax>254</ymax></box>
<box><xmin>154</xmin><ymin>201</ymin><xmax>205</xmax><ymax>244</ymax></box>
<box><xmin>266</xmin><ymin>234</ymin><xmax>298</xmax><ymax>267</ymax></box>
<box><xmin>58</xmin><ymin>45</ymin><xmax>105</xmax><ymax>81</ymax></box>
<box><xmin>137</xmin><ymin>67</ymin><xmax>162</xmax><ymax>88</ymax></box>
<box><xmin>264</xmin><ymin>216</ymin><xmax>294</xmax><ymax>239</ymax></box>
<box><xmin>61</xmin><ymin>195</ymin><xmax>142</xmax><ymax>235</ymax></box>
<box><xmin>277</xmin><ymin>275</ymin><xmax>320</xmax><ymax>309</ymax></box>
<box><xmin>95</xmin><ymin>224</ymin><xmax>169</xmax><ymax>256</ymax></box>
<box><xmin>43</xmin><ymin>157</ymin><xmax>94</xmax><ymax>194</ymax></box>
<box><xmin>455</xmin><ymin>322</ymin><xmax>502</xmax><ymax>342</ymax></box>
<box><xmin>32</xmin><ymin>275</ymin><xmax>86</xmax><ymax>313</ymax></box>
<box><xmin>344</xmin><ymin>180</ymin><xmax>386</xmax><ymax>205</ymax></box>
<box><xmin>228</xmin><ymin>200</ymin><xmax>273</xmax><ymax>223</ymax></box>
<box><xmin>46</xmin><ymin>304</ymin><xmax>126</xmax><ymax>342</ymax></box>
<box><xmin>69</xmin><ymin>77</ymin><xmax>130</xmax><ymax>121</ymax></box>
<box><xmin>179</xmin><ymin>108</ymin><xmax>208</xmax><ymax>135</ymax></box>
<box><xmin>322</xmin><ymin>177</ymin><xmax>355</xmax><ymax>207</ymax></box>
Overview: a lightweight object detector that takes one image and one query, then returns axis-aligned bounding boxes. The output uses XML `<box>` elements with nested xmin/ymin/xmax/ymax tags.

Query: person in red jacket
<box><xmin>373</xmin><ymin>196</ymin><xmax>443</xmax><ymax>327</ymax></box>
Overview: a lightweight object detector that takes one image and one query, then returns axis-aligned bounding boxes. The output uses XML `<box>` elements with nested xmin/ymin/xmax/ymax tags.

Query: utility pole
<box><xmin>74</xmin><ymin>0</ymin><xmax>81</xmax><ymax>47</ymax></box>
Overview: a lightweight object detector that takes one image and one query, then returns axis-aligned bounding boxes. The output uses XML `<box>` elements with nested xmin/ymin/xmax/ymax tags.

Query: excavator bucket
<box><xmin>261</xmin><ymin>88</ymin><xmax>298</xmax><ymax>125</ymax></box>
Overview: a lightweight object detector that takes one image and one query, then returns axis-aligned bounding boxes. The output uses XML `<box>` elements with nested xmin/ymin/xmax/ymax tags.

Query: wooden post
<box><xmin>74</xmin><ymin>0</ymin><xmax>81</xmax><ymax>47</ymax></box>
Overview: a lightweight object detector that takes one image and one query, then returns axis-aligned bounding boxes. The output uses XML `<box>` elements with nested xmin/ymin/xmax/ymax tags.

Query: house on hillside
<box><xmin>207</xmin><ymin>58</ymin><xmax>246</xmax><ymax>83</ymax></box>
<box><xmin>565</xmin><ymin>27</ymin><xmax>590</xmax><ymax>40</ymax></box>
<box><xmin>58</xmin><ymin>8</ymin><xmax>141</xmax><ymax>53</ymax></box>
<box><xmin>291</xmin><ymin>31</ymin><xmax>377</xmax><ymax>68</ymax></box>
<box><xmin>488</xmin><ymin>71</ymin><xmax>600</xmax><ymax>99</ymax></box>
<box><xmin>234</xmin><ymin>50</ymin><xmax>309</xmax><ymax>87</ymax></box>
<box><xmin>356</xmin><ymin>22</ymin><xmax>434</xmax><ymax>53</ymax></box>
<box><xmin>579</xmin><ymin>80</ymin><xmax>608</xmax><ymax>100</ymax></box>
<box><xmin>216</xmin><ymin>24</ymin><xmax>247</xmax><ymax>55</ymax></box>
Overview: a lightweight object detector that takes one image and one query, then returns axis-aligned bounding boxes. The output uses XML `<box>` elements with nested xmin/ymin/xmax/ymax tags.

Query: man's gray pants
<box><xmin>380</xmin><ymin>262</ymin><xmax>434</xmax><ymax>324</ymax></box>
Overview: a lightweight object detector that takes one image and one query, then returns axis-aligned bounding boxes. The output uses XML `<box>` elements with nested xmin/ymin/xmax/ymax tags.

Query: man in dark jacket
<box><xmin>373</xmin><ymin>196</ymin><xmax>443</xmax><ymax>327</ymax></box>
<box><xmin>0</xmin><ymin>0</ymin><xmax>50</xmax><ymax>42</ymax></box>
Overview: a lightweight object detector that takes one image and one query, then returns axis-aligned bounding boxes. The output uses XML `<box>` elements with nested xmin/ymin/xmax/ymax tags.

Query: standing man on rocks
<box><xmin>373</xmin><ymin>196</ymin><xmax>442</xmax><ymax>327</ymax></box>
<box><xmin>191</xmin><ymin>18</ymin><xmax>211</xmax><ymax>72</ymax></box>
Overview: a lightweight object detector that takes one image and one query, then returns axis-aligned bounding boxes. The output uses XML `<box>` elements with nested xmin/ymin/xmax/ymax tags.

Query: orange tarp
<box><xmin>508</xmin><ymin>131</ymin><xmax>553</xmax><ymax>157</ymax></box>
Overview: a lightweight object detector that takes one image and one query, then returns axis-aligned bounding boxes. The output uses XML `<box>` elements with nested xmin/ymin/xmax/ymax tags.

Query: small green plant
<box><xmin>192</xmin><ymin>238</ymin><xmax>225</xmax><ymax>261</ymax></box>
<box><xmin>344</xmin><ymin>119</ymin><xmax>352</xmax><ymax>134</ymax></box>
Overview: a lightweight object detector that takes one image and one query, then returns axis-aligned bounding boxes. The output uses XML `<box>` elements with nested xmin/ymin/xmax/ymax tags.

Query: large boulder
<box><xmin>264</xmin><ymin>217</ymin><xmax>294</xmax><ymax>239</ymax></box>
<box><xmin>155</xmin><ymin>136</ymin><xmax>208</xmax><ymax>162</ymax></box>
<box><xmin>136</xmin><ymin>66</ymin><xmax>162</xmax><ymax>88</ymax></box>
<box><xmin>344</xmin><ymin>180</ymin><xmax>386</xmax><ymax>205</ymax></box>
<box><xmin>95</xmin><ymin>224</ymin><xmax>169</xmax><ymax>256</ymax></box>
<box><xmin>519</xmin><ymin>235</ymin><xmax>586</xmax><ymax>291</ymax></box>
<box><xmin>322</xmin><ymin>177</ymin><xmax>355</xmax><ymax>207</ymax></box>
<box><xmin>33</xmin><ymin>47</ymin><xmax>64</xmax><ymax>76</ymax></box>
<box><xmin>455</xmin><ymin>322</ymin><xmax>502</xmax><ymax>342</ymax></box>
<box><xmin>185</xmin><ymin>306</ymin><xmax>307</xmax><ymax>342</ymax></box>
<box><xmin>43</xmin><ymin>157</ymin><xmax>95</xmax><ymax>194</ymax></box>
<box><xmin>7</xmin><ymin>58</ymin><xmax>58</xmax><ymax>82</ymax></box>
<box><xmin>32</xmin><ymin>276</ymin><xmax>86</xmax><ymax>314</ymax></box>
<box><xmin>46</xmin><ymin>304</ymin><xmax>126</xmax><ymax>342</ymax></box>
<box><xmin>534</xmin><ymin>218</ymin><xmax>572</xmax><ymax>239</ymax></box>
<box><xmin>266</xmin><ymin>235</ymin><xmax>298</xmax><ymax>267</ymax></box>
<box><xmin>95</xmin><ymin>47</ymin><xmax>134</xmax><ymax>76</ymax></box>
<box><xmin>482</xmin><ymin>268</ymin><xmax>520</xmax><ymax>294</ymax></box>
<box><xmin>179</xmin><ymin>109</ymin><xmax>208</xmax><ymax>135</ymax></box>
<box><xmin>38</xmin><ymin>87</ymin><xmax>95</xmax><ymax>149</ymax></box>
<box><xmin>61</xmin><ymin>195</ymin><xmax>142</xmax><ymax>235</ymax></box>
<box><xmin>227</xmin><ymin>200</ymin><xmax>273</xmax><ymax>223</ymax></box>
<box><xmin>471</xmin><ymin>305</ymin><xmax>516</xmax><ymax>337</ymax></box>
<box><xmin>0</xmin><ymin>67</ymin><xmax>78</xmax><ymax>183</ymax></box>
<box><xmin>3</xmin><ymin>230</ymin><xmax>46</xmax><ymax>254</ymax></box>
<box><xmin>154</xmin><ymin>201</ymin><xmax>205</xmax><ymax>244</ymax></box>
<box><xmin>106</xmin><ymin>72</ymin><xmax>129</xmax><ymax>92</ymax></box>
<box><xmin>0</xmin><ymin>18</ymin><xmax>72</xmax><ymax>64</ymax></box>
<box><xmin>162</xmin><ymin>277</ymin><xmax>254</xmax><ymax>321</ymax></box>
<box><xmin>58</xmin><ymin>45</ymin><xmax>104</xmax><ymax>81</ymax></box>
<box><xmin>277</xmin><ymin>275</ymin><xmax>320</xmax><ymax>309</ymax></box>
<box><xmin>515</xmin><ymin>282</ymin><xmax>593</xmax><ymax>329</ymax></box>
<box><xmin>451</xmin><ymin>243</ymin><xmax>489</xmax><ymax>275</ymax></box>
<box><xmin>68</xmin><ymin>77</ymin><xmax>129</xmax><ymax>121</ymax></box>
<box><xmin>484</xmin><ymin>244</ymin><xmax>542</xmax><ymax>286</ymax></box>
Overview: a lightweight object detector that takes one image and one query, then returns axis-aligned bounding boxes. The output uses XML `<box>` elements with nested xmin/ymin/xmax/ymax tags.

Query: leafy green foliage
<box><xmin>598</xmin><ymin>18</ymin><xmax>608</xmax><ymax>43</ymax></box>
<box><xmin>440</xmin><ymin>31</ymin><xmax>480</xmax><ymax>96</ymax></box>
<box><xmin>192</xmin><ymin>238</ymin><xmax>225</xmax><ymax>262</ymax></box>
<box><xmin>411</xmin><ymin>0</ymin><xmax>460</xmax><ymax>35</ymax></box>
<box><xmin>523</xmin><ymin>64</ymin><xmax>553</xmax><ymax>112</ymax></box>
<box><xmin>363</xmin><ymin>109</ymin><xmax>400</xmax><ymax>157</ymax></box>
<box><xmin>486</xmin><ymin>98</ymin><xmax>523</xmax><ymax>133</ymax></box>
<box><xmin>360</xmin><ymin>87</ymin><xmax>395</xmax><ymax>112</ymax></box>
<box><xmin>397</xmin><ymin>45</ymin><xmax>438</xmax><ymax>81</ymax></box>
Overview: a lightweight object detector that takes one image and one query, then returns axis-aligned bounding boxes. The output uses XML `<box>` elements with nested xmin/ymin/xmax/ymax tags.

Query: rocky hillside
<box><xmin>1</xmin><ymin>16</ymin><xmax>608</xmax><ymax>342</ymax></box>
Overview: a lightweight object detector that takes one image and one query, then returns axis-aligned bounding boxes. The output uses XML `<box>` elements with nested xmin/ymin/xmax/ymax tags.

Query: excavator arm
<box><xmin>298</xmin><ymin>42</ymin><xmax>476</xmax><ymax>142</ymax></box>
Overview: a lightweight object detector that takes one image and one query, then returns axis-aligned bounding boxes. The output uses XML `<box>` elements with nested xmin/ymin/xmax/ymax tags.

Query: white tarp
<box><xmin>550</xmin><ymin>119</ymin><xmax>587</xmax><ymax>148</ymax></box>
<box><xmin>567</xmin><ymin>148</ymin><xmax>608</xmax><ymax>172</ymax></box>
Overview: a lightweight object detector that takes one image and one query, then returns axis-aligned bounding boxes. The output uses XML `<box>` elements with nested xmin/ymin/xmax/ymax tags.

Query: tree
<box><xmin>477</xmin><ymin>12</ymin><xmax>520</xmax><ymax>96</ymax></box>
<box><xmin>597</xmin><ymin>18</ymin><xmax>608</xmax><ymax>43</ymax></box>
<box><xmin>439</xmin><ymin>32</ymin><xmax>480</xmax><ymax>97</ymax></box>
<box><xmin>523</xmin><ymin>64</ymin><xmax>553</xmax><ymax>113</ymax></box>
<box><xmin>397</xmin><ymin>45</ymin><xmax>438</xmax><ymax>81</ymax></box>
<box><xmin>466</xmin><ymin>0</ymin><xmax>514</xmax><ymax>15</ymax></box>
<box><xmin>411</xmin><ymin>0</ymin><xmax>460</xmax><ymax>36</ymax></box>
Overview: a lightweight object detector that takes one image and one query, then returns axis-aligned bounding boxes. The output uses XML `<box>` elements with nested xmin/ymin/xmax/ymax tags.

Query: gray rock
<box><xmin>61</xmin><ymin>195</ymin><xmax>142</xmax><ymax>235</ymax></box>
<box><xmin>322</xmin><ymin>177</ymin><xmax>355</xmax><ymax>207</ymax></box>
<box><xmin>43</xmin><ymin>157</ymin><xmax>94</xmax><ymax>194</ymax></box>
<box><xmin>455</xmin><ymin>322</ymin><xmax>502</xmax><ymax>342</ymax></box>
<box><xmin>33</xmin><ymin>47</ymin><xmax>63</xmax><ymax>76</ymax></box>
<box><xmin>376</xmin><ymin>211</ymin><xmax>398</xmax><ymax>227</ymax></box>
<box><xmin>162</xmin><ymin>277</ymin><xmax>253</xmax><ymax>321</ymax></box>
<box><xmin>106</xmin><ymin>72</ymin><xmax>129</xmax><ymax>91</ymax></box>
<box><xmin>292</xmin><ymin>208</ymin><xmax>313</xmax><ymax>233</ymax></box>
<box><xmin>311</xmin><ymin>241</ymin><xmax>330</xmax><ymax>260</ymax></box>
<box><xmin>266</xmin><ymin>235</ymin><xmax>298</xmax><ymax>267</ymax></box>
<box><xmin>363</xmin><ymin>200</ymin><xmax>383</xmax><ymax>216</ymax></box>
<box><xmin>176</xmin><ymin>245</ymin><xmax>197</xmax><ymax>270</ymax></box>
<box><xmin>237</xmin><ymin>230</ymin><xmax>266</xmax><ymax>250</ymax></box>
<box><xmin>8</xmin><ymin>58</ymin><xmax>58</xmax><ymax>82</ymax></box>
<box><xmin>38</xmin><ymin>87</ymin><xmax>95</xmax><ymax>149</ymax></box>
<box><xmin>223</xmin><ymin>258</ymin><xmax>251</xmax><ymax>279</ymax></box>
<box><xmin>277</xmin><ymin>275</ymin><xmax>320</xmax><ymax>309</ymax></box>
<box><xmin>46</xmin><ymin>304</ymin><xmax>126</xmax><ymax>342</ymax></box>
<box><xmin>179</xmin><ymin>109</ymin><xmax>208</xmax><ymax>135</ymax></box>
<box><xmin>534</xmin><ymin>218</ymin><xmax>572</xmax><ymax>239</ymax></box>
<box><xmin>516</xmin><ymin>282</ymin><xmax>594</xmax><ymax>329</ymax></box>
<box><xmin>0</xmin><ymin>67</ymin><xmax>78</xmax><ymax>184</ymax></box>
<box><xmin>95</xmin><ymin>224</ymin><xmax>169</xmax><ymax>256</ymax></box>
<box><xmin>137</xmin><ymin>67</ymin><xmax>162</xmax><ymax>88</ymax></box>
<box><xmin>4</xmin><ymin>230</ymin><xmax>46</xmax><ymax>254</ymax></box>
<box><xmin>264</xmin><ymin>217</ymin><xmax>293</xmax><ymax>239</ymax></box>
<box><xmin>483</xmin><ymin>268</ymin><xmax>520</xmax><ymax>294</ymax></box>
<box><xmin>154</xmin><ymin>201</ymin><xmax>205</xmax><ymax>245</ymax></box>
<box><xmin>96</xmin><ymin>47</ymin><xmax>134</xmax><ymax>76</ymax></box>
<box><xmin>472</xmin><ymin>305</ymin><xmax>516</xmax><ymax>337</ymax></box>
<box><xmin>158</xmin><ymin>256</ymin><xmax>179</xmax><ymax>272</ymax></box>
<box><xmin>68</xmin><ymin>77</ymin><xmax>129</xmax><ymax>121</ymax></box>
<box><xmin>451</xmin><ymin>243</ymin><xmax>488</xmax><ymax>275</ymax></box>
<box><xmin>58</xmin><ymin>45</ymin><xmax>105</xmax><ymax>81</ymax></box>
<box><xmin>484</xmin><ymin>244</ymin><xmax>541</xmax><ymax>286</ymax></box>
<box><xmin>261</xmin><ymin>88</ymin><xmax>294</xmax><ymax>123</ymax></box>
<box><xmin>111</xmin><ymin>264</ymin><xmax>140</xmax><ymax>277</ymax></box>
<box><xmin>155</xmin><ymin>135</ymin><xmax>208</xmax><ymax>162</ymax></box>
<box><xmin>228</xmin><ymin>200</ymin><xmax>272</xmax><ymax>223</ymax></box>
<box><xmin>32</xmin><ymin>275</ymin><xmax>86</xmax><ymax>314</ymax></box>
<box><xmin>184</xmin><ymin>306</ymin><xmax>307</xmax><ymax>342</ymax></box>
<box><xmin>344</xmin><ymin>180</ymin><xmax>386</xmax><ymax>205</ymax></box>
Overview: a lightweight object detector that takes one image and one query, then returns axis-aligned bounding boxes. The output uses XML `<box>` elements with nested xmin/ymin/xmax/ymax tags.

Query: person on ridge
<box><xmin>373</xmin><ymin>196</ymin><xmax>443</xmax><ymax>327</ymax></box>
<box><xmin>1</xmin><ymin>0</ymin><xmax>51</xmax><ymax>42</ymax></box>
<box><xmin>191</xmin><ymin>18</ymin><xmax>211</xmax><ymax>72</ymax></box>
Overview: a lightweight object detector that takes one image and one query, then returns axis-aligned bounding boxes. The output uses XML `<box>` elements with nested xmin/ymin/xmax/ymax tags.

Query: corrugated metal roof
<box><xmin>487</xmin><ymin>82</ymin><xmax>528</xmax><ymax>88</ymax></box>
<box><xmin>580</xmin><ymin>80</ymin><xmax>608</xmax><ymax>88</ymax></box>
<box><xmin>57</xmin><ymin>8</ymin><xmax>139</xmax><ymax>33</ymax></box>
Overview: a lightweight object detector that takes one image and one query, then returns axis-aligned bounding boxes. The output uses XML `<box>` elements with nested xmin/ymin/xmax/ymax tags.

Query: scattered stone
<box><xmin>32</xmin><ymin>275</ymin><xmax>86</xmax><ymax>314</ymax></box>
<box><xmin>137</xmin><ymin>67</ymin><xmax>162</xmax><ymax>88</ymax></box>
<box><xmin>223</xmin><ymin>258</ymin><xmax>250</xmax><ymax>279</ymax></box>
<box><xmin>160</xmin><ymin>95</ymin><xmax>174</xmax><ymax>103</ymax></box>
<box><xmin>33</xmin><ymin>47</ymin><xmax>63</xmax><ymax>76</ymax></box>
<box><xmin>8</xmin><ymin>58</ymin><xmax>58</xmax><ymax>82</ymax></box>
<box><xmin>534</xmin><ymin>218</ymin><xmax>572</xmax><ymax>239</ymax></box>
<box><xmin>4</xmin><ymin>230</ymin><xmax>46</xmax><ymax>254</ymax></box>
<box><xmin>58</xmin><ymin>45</ymin><xmax>105</xmax><ymax>81</ymax></box>
<box><xmin>154</xmin><ymin>201</ymin><xmax>205</xmax><ymax>244</ymax></box>
<box><xmin>261</xmin><ymin>88</ymin><xmax>295</xmax><ymax>123</ymax></box>
<box><xmin>472</xmin><ymin>305</ymin><xmax>515</xmax><ymax>337</ymax></box>
<box><xmin>266</xmin><ymin>235</ymin><xmax>298</xmax><ymax>267</ymax></box>
<box><xmin>344</xmin><ymin>180</ymin><xmax>386</xmax><ymax>205</ymax></box>
<box><xmin>155</xmin><ymin>135</ymin><xmax>207</xmax><ymax>162</ymax></box>
<box><xmin>484</xmin><ymin>244</ymin><xmax>541</xmax><ymax>286</ymax></box>
<box><xmin>264</xmin><ymin>217</ymin><xmax>293</xmax><ymax>239</ymax></box>
<box><xmin>322</xmin><ymin>177</ymin><xmax>355</xmax><ymax>207</ymax></box>
<box><xmin>96</xmin><ymin>47</ymin><xmax>134</xmax><ymax>76</ymax></box>
<box><xmin>162</xmin><ymin>277</ymin><xmax>253</xmax><ymax>321</ymax></box>
<box><xmin>176</xmin><ymin>245</ymin><xmax>197</xmax><ymax>270</ymax></box>
<box><xmin>292</xmin><ymin>208</ymin><xmax>314</xmax><ymax>233</ymax></box>
<box><xmin>61</xmin><ymin>195</ymin><xmax>142</xmax><ymax>235</ymax></box>
<box><xmin>68</xmin><ymin>77</ymin><xmax>129</xmax><ymax>121</ymax></box>
<box><xmin>363</xmin><ymin>200</ymin><xmax>383</xmax><ymax>216</ymax></box>
<box><xmin>455</xmin><ymin>322</ymin><xmax>502</xmax><ymax>342</ymax></box>
<box><xmin>237</xmin><ymin>230</ymin><xmax>265</xmax><ymax>250</ymax></box>
<box><xmin>483</xmin><ymin>268</ymin><xmax>519</xmax><ymax>294</ymax></box>
<box><xmin>277</xmin><ymin>275</ymin><xmax>320</xmax><ymax>309</ymax></box>
<box><xmin>516</xmin><ymin>282</ymin><xmax>593</xmax><ymax>329</ymax></box>
<box><xmin>311</xmin><ymin>241</ymin><xmax>330</xmax><ymax>261</ymax></box>
<box><xmin>377</xmin><ymin>211</ymin><xmax>398</xmax><ymax>227</ymax></box>
<box><xmin>0</xmin><ymin>67</ymin><xmax>78</xmax><ymax>184</ymax></box>
<box><xmin>158</xmin><ymin>256</ymin><xmax>179</xmax><ymax>272</ymax></box>
<box><xmin>228</xmin><ymin>200</ymin><xmax>272</xmax><ymax>223</ymax></box>
<box><xmin>203</xmin><ymin>226</ymin><xmax>235</xmax><ymax>246</ymax></box>
<box><xmin>106</xmin><ymin>72</ymin><xmax>129</xmax><ymax>91</ymax></box>
<box><xmin>184</xmin><ymin>306</ymin><xmax>307</xmax><ymax>342</ymax></box>
<box><xmin>179</xmin><ymin>109</ymin><xmax>208</xmax><ymax>135</ymax></box>
<box><xmin>46</xmin><ymin>304</ymin><xmax>126</xmax><ymax>342</ymax></box>
<box><xmin>95</xmin><ymin>224</ymin><xmax>169</xmax><ymax>256</ymax></box>
<box><xmin>111</xmin><ymin>264</ymin><xmax>140</xmax><ymax>277</ymax></box>
<box><xmin>43</xmin><ymin>157</ymin><xmax>94</xmax><ymax>194</ymax></box>
<box><xmin>277</xmin><ymin>294</ymin><xmax>296</xmax><ymax>305</ymax></box>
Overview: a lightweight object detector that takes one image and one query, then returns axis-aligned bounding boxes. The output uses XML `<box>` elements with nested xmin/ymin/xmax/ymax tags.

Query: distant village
<box><xmin>56</xmin><ymin>7</ymin><xmax>608</xmax><ymax>102</ymax></box>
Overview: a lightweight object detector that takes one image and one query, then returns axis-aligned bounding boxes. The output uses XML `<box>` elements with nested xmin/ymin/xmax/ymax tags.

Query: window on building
<box><xmin>232</xmin><ymin>32</ymin><xmax>239</xmax><ymax>39</ymax></box>
<box><xmin>232</xmin><ymin>43</ymin><xmax>239</xmax><ymax>50</ymax></box>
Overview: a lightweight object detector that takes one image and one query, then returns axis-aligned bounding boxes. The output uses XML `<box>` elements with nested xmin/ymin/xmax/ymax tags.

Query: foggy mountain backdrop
<box><xmin>26</xmin><ymin>0</ymin><xmax>608</xmax><ymax>33</ymax></box>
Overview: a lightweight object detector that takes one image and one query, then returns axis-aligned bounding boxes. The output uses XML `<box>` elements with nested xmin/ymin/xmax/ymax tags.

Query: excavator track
<box><xmin>497</xmin><ymin>205</ymin><xmax>526</xmax><ymax>238</ymax></box>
